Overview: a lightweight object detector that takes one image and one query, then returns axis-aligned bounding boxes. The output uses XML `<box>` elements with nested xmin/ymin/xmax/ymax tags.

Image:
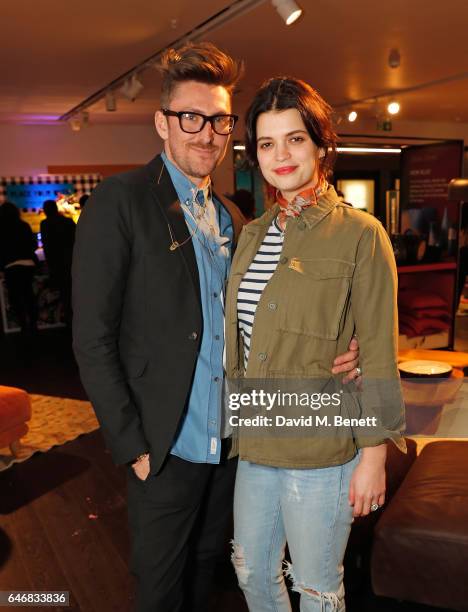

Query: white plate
<box><xmin>398</xmin><ymin>360</ymin><xmax>452</xmax><ymax>377</ymax></box>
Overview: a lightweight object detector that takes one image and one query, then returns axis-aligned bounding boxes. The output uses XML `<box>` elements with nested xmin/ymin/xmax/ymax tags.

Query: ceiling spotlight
<box><xmin>387</xmin><ymin>101</ymin><xmax>400</xmax><ymax>115</ymax></box>
<box><xmin>120</xmin><ymin>74</ymin><xmax>144</xmax><ymax>101</ymax></box>
<box><xmin>69</xmin><ymin>111</ymin><xmax>90</xmax><ymax>131</ymax></box>
<box><xmin>69</xmin><ymin>117</ymin><xmax>81</xmax><ymax>132</ymax></box>
<box><xmin>272</xmin><ymin>0</ymin><xmax>303</xmax><ymax>25</ymax></box>
<box><xmin>348</xmin><ymin>111</ymin><xmax>358</xmax><ymax>122</ymax></box>
<box><xmin>388</xmin><ymin>48</ymin><xmax>401</xmax><ymax>69</ymax></box>
<box><xmin>105</xmin><ymin>90</ymin><xmax>116</xmax><ymax>112</ymax></box>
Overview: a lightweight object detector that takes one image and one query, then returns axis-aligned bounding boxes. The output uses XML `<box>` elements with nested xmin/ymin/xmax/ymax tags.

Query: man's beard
<box><xmin>180</xmin><ymin>144</ymin><xmax>225</xmax><ymax>179</ymax></box>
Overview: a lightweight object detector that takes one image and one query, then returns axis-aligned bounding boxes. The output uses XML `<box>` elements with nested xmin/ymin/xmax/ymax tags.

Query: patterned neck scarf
<box><xmin>276</xmin><ymin>180</ymin><xmax>328</xmax><ymax>230</ymax></box>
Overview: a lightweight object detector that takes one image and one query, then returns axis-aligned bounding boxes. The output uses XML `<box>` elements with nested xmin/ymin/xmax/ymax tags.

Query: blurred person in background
<box><xmin>230</xmin><ymin>188</ymin><xmax>256</xmax><ymax>221</ymax></box>
<box><xmin>40</xmin><ymin>199</ymin><xmax>76</xmax><ymax>328</ymax></box>
<box><xmin>79</xmin><ymin>193</ymin><xmax>89</xmax><ymax>209</ymax></box>
<box><xmin>0</xmin><ymin>201</ymin><xmax>38</xmax><ymax>337</ymax></box>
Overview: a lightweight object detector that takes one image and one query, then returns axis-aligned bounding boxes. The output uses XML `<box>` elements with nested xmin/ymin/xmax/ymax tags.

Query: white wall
<box><xmin>0</xmin><ymin>122</ymin><xmax>236</xmax><ymax>194</ymax></box>
<box><xmin>0</xmin><ymin>123</ymin><xmax>160</xmax><ymax>176</ymax></box>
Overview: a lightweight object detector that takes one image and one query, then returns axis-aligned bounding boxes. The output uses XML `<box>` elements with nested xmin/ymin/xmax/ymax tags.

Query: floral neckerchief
<box><xmin>276</xmin><ymin>180</ymin><xmax>328</xmax><ymax>230</ymax></box>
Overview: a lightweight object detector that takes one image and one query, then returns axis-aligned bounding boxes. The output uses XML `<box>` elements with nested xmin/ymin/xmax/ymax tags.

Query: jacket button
<box><xmin>268</xmin><ymin>301</ymin><xmax>277</xmax><ymax>310</ymax></box>
<box><xmin>279</xmin><ymin>256</ymin><xmax>288</xmax><ymax>265</ymax></box>
<box><xmin>258</xmin><ymin>352</ymin><xmax>267</xmax><ymax>361</ymax></box>
<box><xmin>189</xmin><ymin>331</ymin><xmax>198</xmax><ymax>340</ymax></box>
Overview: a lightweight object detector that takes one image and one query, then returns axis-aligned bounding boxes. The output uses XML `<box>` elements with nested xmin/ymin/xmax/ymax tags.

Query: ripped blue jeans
<box><xmin>232</xmin><ymin>454</ymin><xmax>359</xmax><ymax>612</ymax></box>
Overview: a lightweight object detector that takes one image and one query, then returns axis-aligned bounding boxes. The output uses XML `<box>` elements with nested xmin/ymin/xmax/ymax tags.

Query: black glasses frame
<box><xmin>162</xmin><ymin>108</ymin><xmax>238</xmax><ymax>135</ymax></box>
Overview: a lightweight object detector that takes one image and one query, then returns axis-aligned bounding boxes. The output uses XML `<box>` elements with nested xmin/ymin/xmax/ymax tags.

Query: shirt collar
<box><xmin>161</xmin><ymin>151</ymin><xmax>212</xmax><ymax>206</ymax></box>
<box><xmin>276</xmin><ymin>180</ymin><xmax>328</xmax><ymax>208</ymax></box>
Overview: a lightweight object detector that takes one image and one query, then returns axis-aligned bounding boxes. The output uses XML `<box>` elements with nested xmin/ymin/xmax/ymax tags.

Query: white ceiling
<box><xmin>2</xmin><ymin>0</ymin><xmax>468</xmax><ymax>128</ymax></box>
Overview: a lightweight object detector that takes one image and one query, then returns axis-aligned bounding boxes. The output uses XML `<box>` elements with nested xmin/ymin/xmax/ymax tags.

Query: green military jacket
<box><xmin>225</xmin><ymin>186</ymin><xmax>406</xmax><ymax>468</ymax></box>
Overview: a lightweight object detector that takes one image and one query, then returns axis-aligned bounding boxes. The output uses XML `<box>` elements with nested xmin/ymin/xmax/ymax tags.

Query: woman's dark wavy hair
<box><xmin>245</xmin><ymin>77</ymin><xmax>337</xmax><ymax>181</ymax></box>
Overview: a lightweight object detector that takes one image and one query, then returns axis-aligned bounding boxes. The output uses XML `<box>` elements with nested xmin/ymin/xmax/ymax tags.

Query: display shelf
<box><xmin>397</xmin><ymin>262</ymin><xmax>457</xmax><ymax>274</ymax></box>
<box><xmin>398</xmin><ymin>263</ymin><xmax>456</xmax><ymax>349</ymax></box>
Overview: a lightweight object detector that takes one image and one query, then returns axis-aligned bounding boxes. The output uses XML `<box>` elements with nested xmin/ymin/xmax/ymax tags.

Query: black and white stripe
<box><xmin>237</xmin><ymin>219</ymin><xmax>284</xmax><ymax>369</ymax></box>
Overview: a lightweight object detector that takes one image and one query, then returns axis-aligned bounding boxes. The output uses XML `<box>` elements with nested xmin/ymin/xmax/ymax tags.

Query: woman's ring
<box><xmin>355</xmin><ymin>367</ymin><xmax>362</xmax><ymax>376</ymax></box>
<box><xmin>370</xmin><ymin>503</ymin><xmax>380</xmax><ymax>512</ymax></box>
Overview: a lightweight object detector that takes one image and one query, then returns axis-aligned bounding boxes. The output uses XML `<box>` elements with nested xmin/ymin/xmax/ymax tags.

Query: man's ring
<box><xmin>370</xmin><ymin>503</ymin><xmax>380</xmax><ymax>512</ymax></box>
<box><xmin>355</xmin><ymin>367</ymin><xmax>362</xmax><ymax>376</ymax></box>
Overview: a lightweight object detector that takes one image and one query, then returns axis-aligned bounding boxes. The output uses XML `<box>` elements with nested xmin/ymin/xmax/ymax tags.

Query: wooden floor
<box><xmin>1</xmin><ymin>431</ymin><xmax>133</xmax><ymax>611</ymax></box>
<box><xmin>0</xmin><ymin>429</ymin><xmax>248</xmax><ymax>612</ymax></box>
<box><xmin>0</xmin><ymin>330</ymin><xmax>454</xmax><ymax>612</ymax></box>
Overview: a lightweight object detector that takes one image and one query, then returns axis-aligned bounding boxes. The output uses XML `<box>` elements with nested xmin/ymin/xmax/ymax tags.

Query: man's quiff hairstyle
<box><xmin>158</xmin><ymin>42</ymin><xmax>244</xmax><ymax>107</ymax></box>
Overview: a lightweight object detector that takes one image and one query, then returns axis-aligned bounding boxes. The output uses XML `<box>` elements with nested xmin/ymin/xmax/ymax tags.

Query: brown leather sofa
<box><xmin>371</xmin><ymin>441</ymin><xmax>468</xmax><ymax>611</ymax></box>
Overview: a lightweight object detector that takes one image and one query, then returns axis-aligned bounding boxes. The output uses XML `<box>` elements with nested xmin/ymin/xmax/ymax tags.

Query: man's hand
<box><xmin>132</xmin><ymin>454</ymin><xmax>150</xmax><ymax>481</ymax></box>
<box><xmin>332</xmin><ymin>336</ymin><xmax>361</xmax><ymax>384</ymax></box>
<box><xmin>348</xmin><ymin>444</ymin><xmax>386</xmax><ymax>517</ymax></box>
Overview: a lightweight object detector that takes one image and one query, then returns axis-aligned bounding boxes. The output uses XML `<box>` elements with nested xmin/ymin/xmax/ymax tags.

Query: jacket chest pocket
<box><xmin>279</xmin><ymin>258</ymin><xmax>355</xmax><ymax>340</ymax></box>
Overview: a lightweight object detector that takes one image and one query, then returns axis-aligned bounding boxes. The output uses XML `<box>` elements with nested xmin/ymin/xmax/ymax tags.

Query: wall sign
<box><xmin>0</xmin><ymin>174</ymin><xmax>101</xmax><ymax>210</ymax></box>
<box><xmin>400</xmin><ymin>141</ymin><xmax>464</xmax><ymax>217</ymax></box>
<box><xmin>6</xmin><ymin>182</ymin><xmax>73</xmax><ymax>209</ymax></box>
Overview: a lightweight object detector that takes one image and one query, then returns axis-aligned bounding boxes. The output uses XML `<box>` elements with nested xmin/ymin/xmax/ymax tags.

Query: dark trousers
<box><xmin>50</xmin><ymin>267</ymin><xmax>73</xmax><ymax>328</ymax></box>
<box><xmin>126</xmin><ymin>441</ymin><xmax>237</xmax><ymax>612</ymax></box>
<box><xmin>4</xmin><ymin>265</ymin><xmax>37</xmax><ymax>334</ymax></box>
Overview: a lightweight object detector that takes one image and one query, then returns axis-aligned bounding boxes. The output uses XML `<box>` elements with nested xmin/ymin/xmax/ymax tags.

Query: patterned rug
<box><xmin>0</xmin><ymin>394</ymin><xmax>99</xmax><ymax>471</ymax></box>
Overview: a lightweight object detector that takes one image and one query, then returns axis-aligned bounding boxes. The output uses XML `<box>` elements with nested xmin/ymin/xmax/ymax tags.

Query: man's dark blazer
<box><xmin>72</xmin><ymin>154</ymin><xmax>245</xmax><ymax>475</ymax></box>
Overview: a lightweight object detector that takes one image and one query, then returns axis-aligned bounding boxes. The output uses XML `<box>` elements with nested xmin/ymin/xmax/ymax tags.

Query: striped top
<box><xmin>237</xmin><ymin>218</ymin><xmax>284</xmax><ymax>369</ymax></box>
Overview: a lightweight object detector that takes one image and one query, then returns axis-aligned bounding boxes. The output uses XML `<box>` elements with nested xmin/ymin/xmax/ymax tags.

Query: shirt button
<box><xmin>188</xmin><ymin>331</ymin><xmax>198</xmax><ymax>340</ymax></box>
<box><xmin>215</xmin><ymin>334</ymin><xmax>220</xmax><ymax>340</ymax></box>
<box><xmin>279</xmin><ymin>256</ymin><xmax>289</xmax><ymax>265</ymax></box>
<box><xmin>258</xmin><ymin>352</ymin><xmax>267</xmax><ymax>362</ymax></box>
<box><xmin>214</xmin><ymin>376</ymin><xmax>220</xmax><ymax>382</ymax></box>
<box><xmin>213</xmin><ymin>292</ymin><xmax>218</xmax><ymax>298</ymax></box>
<box><xmin>268</xmin><ymin>301</ymin><xmax>277</xmax><ymax>311</ymax></box>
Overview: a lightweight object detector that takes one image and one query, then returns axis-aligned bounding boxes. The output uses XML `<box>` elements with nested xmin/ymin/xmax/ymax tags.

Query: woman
<box><xmin>225</xmin><ymin>78</ymin><xmax>406</xmax><ymax>611</ymax></box>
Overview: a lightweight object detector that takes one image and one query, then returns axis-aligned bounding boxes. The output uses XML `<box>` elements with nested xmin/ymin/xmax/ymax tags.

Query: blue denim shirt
<box><xmin>162</xmin><ymin>152</ymin><xmax>232</xmax><ymax>463</ymax></box>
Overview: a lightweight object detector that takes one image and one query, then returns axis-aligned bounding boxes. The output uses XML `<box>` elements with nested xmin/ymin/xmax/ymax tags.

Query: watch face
<box><xmin>417</xmin><ymin>238</ymin><xmax>427</xmax><ymax>261</ymax></box>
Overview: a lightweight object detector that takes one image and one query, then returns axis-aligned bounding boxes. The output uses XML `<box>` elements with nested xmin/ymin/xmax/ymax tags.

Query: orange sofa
<box><xmin>0</xmin><ymin>385</ymin><xmax>31</xmax><ymax>455</ymax></box>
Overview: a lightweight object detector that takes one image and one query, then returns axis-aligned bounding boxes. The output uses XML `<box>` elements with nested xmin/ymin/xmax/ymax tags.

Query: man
<box><xmin>41</xmin><ymin>199</ymin><xmax>76</xmax><ymax>327</ymax></box>
<box><xmin>72</xmin><ymin>42</ymin><xmax>360</xmax><ymax>612</ymax></box>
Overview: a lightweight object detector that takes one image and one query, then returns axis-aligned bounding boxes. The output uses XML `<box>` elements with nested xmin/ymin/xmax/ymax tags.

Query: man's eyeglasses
<box><xmin>162</xmin><ymin>109</ymin><xmax>238</xmax><ymax>135</ymax></box>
